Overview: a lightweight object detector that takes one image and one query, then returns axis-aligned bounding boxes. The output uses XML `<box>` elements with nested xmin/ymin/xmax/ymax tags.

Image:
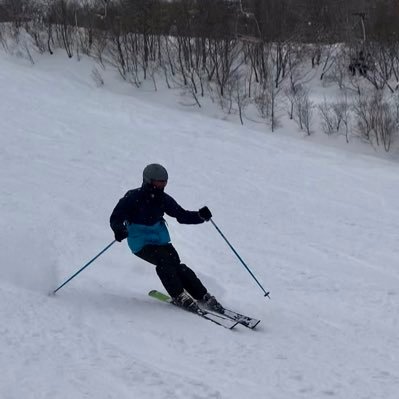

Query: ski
<box><xmin>219</xmin><ymin>308</ymin><xmax>260</xmax><ymax>329</ymax></box>
<box><xmin>148</xmin><ymin>290</ymin><xmax>238</xmax><ymax>330</ymax></box>
<box><xmin>198</xmin><ymin>304</ymin><xmax>261</xmax><ymax>329</ymax></box>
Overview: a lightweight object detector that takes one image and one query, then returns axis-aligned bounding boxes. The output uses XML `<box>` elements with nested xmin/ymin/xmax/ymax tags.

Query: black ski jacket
<box><xmin>110</xmin><ymin>184</ymin><xmax>204</xmax><ymax>233</ymax></box>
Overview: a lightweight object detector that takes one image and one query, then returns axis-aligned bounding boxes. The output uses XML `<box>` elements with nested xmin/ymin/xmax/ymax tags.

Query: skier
<box><xmin>110</xmin><ymin>163</ymin><xmax>223</xmax><ymax>313</ymax></box>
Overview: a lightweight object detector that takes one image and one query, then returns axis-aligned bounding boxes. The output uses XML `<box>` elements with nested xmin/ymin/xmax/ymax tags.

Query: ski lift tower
<box><xmin>352</xmin><ymin>11</ymin><xmax>367</xmax><ymax>47</ymax></box>
<box><xmin>349</xmin><ymin>11</ymin><xmax>369</xmax><ymax>76</ymax></box>
<box><xmin>231</xmin><ymin>0</ymin><xmax>262</xmax><ymax>43</ymax></box>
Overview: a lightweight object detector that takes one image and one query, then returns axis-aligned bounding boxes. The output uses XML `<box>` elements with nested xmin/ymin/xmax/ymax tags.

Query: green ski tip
<box><xmin>148</xmin><ymin>289</ymin><xmax>171</xmax><ymax>302</ymax></box>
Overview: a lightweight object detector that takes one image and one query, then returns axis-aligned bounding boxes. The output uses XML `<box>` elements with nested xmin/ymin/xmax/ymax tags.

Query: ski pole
<box><xmin>52</xmin><ymin>240</ymin><xmax>116</xmax><ymax>295</ymax></box>
<box><xmin>210</xmin><ymin>219</ymin><xmax>270</xmax><ymax>298</ymax></box>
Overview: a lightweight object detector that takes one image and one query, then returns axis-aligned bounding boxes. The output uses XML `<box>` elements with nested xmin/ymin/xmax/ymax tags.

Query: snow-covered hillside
<box><xmin>1</xmin><ymin>51</ymin><xmax>399</xmax><ymax>399</ymax></box>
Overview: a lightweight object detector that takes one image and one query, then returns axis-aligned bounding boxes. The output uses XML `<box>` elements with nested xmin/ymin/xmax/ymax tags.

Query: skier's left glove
<box><xmin>114</xmin><ymin>226</ymin><xmax>128</xmax><ymax>242</ymax></box>
<box><xmin>199</xmin><ymin>206</ymin><xmax>212</xmax><ymax>221</ymax></box>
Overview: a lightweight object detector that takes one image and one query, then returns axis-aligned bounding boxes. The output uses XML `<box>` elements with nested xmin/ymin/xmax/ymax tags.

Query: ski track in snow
<box><xmin>1</xmin><ymin>50</ymin><xmax>399</xmax><ymax>398</ymax></box>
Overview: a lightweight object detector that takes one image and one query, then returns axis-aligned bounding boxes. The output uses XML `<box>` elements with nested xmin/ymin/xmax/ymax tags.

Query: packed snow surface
<box><xmin>1</xmin><ymin>51</ymin><xmax>398</xmax><ymax>399</ymax></box>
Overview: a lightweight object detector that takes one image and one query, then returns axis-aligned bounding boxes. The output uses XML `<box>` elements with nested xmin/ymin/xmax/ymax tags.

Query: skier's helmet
<box><xmin>143</xmin><ymin>163</ymin><xmax>168</xmax><ymax>184</ymax></box>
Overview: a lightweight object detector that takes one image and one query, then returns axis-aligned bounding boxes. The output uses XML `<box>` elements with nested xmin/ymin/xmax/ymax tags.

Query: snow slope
<box><xmin>1</xmin><ymin>51</ymin><xmax>399</xmax><ymax>399</ymax></box>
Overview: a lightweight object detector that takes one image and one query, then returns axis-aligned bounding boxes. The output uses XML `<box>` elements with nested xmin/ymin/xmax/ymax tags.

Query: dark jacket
<box><xmin>110</xmin><ymin>183</ymin><xmax>204</xmax><ymax>233</ymax></box>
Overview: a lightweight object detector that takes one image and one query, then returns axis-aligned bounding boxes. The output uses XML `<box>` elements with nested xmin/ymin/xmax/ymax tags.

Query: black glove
<box><xmin>114</xmin><ymin>226</ymin><xmax>128</xmax><ymax>242</ymax></box>
<box><xmin>199</xmin><ymin>206</ymin><xmax>212</xmax><ymax>221</ymax></box>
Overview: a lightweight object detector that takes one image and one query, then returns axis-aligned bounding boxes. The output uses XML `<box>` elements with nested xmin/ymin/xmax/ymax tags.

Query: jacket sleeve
<box><xmin>110</xmin><ymin>190</ymin><xmax>135</xmax><ymax>232</ymax></box>
<box><xmin>164</xmin><ymin>194</ymin><xmax>204</xmax><ymax>224</ymax></box>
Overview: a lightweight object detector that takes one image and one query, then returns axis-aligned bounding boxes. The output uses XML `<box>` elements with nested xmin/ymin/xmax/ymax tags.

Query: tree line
<box><xmin>1</xmin><ymin>0</ymin><xmax>398</xmax><ymax>42</ymax></box>
<box><xmin>0</xmin><ymin>0</ymin><xmax>398</xmax><ymax>150</ymax></box>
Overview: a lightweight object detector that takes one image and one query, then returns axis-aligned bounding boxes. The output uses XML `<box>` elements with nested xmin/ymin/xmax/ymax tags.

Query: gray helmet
<box><xmin>143</xmin><ymin>163</ymin><xmax>168</xmax><ymax>184</ymax></box>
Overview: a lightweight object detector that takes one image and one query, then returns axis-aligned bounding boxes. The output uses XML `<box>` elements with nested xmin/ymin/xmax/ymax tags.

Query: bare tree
<box><xmin>284</xmin><ymin>46</ymin><xmax>311</xmax><ymax>120</ymax></box>
<box><xmin>318</xmin><ymin>98</ymin><xmax>336</xmax><ymax>135</ymax></box>
<box><xmin>353</xmin><ymin>89</ymin><xmax>398</xmax><ymax>151</ymax></box>
<box><xmin>376</xmin><ymin>101</ymin><xmax>397</xmax><ymax>151</ymax></box>
<box><xmin>208</xmin><ymin>38</ymin><xmax>242</xmax><ymax>99</ymax></box>
<box><xmin>2</xmin><ymin>0</ymin><xmax>31</xmax><ymax>28</ymax></box>
<box><xmin>254</xmin><ymin>71</ymin><xmax>281</xmax><ymax>132</ymax></box>
<box><xmin>49</xmin><ymin>0</ymin><xmax>76</xmax><ymax>58</ymax></box>
<box><xmin>363</xmin><ymin>43</ymin><xmax>396</xmax><ymax>93</ymax></box>
<box><xmin>336</xmin><ymin>98</ymin><xmax>351</xmax><ymax>143</ymax></box>
<box><xmin>293</xmin><ymin>85</ymin><xmax>313</xmax><ymax>135</ymax></box>
<box><xmin>301</xmin><ymin>93</ymin><xmax>314</xmax><ymax>136</ymax></box>
<box><xmin>91</xmin><ymin>65</ymin><xmax>104</xmax><ymax>86</ymax></box>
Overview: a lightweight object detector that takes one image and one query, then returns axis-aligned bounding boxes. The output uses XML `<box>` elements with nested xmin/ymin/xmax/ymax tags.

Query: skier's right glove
<box><xmin>114</xmin><ymin>226</ymin><xmax>128</xmax><ymax>242</ymax></box>
<box><xmin>199</xmin><ymin>206</ymin><xmax>212</xmax><ymax>221</ymax></box>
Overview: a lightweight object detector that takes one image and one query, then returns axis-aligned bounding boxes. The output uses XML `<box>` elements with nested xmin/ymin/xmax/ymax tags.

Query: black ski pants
<box><xmin>135</xmin><ymin>243</ymin><xmax>207</xmax><ymax>299</ymax></box>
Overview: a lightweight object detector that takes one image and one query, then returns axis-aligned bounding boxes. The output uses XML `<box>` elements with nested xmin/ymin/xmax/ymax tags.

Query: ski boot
<box><xmin>173</xmin><ymin>292</ymin><xmax>200</xmax><ymax>313</ymax></box>
<box><xmin>200</xmin><ymin>293</ymin><xmax>224</xmax><ymax>313</ymax></box>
